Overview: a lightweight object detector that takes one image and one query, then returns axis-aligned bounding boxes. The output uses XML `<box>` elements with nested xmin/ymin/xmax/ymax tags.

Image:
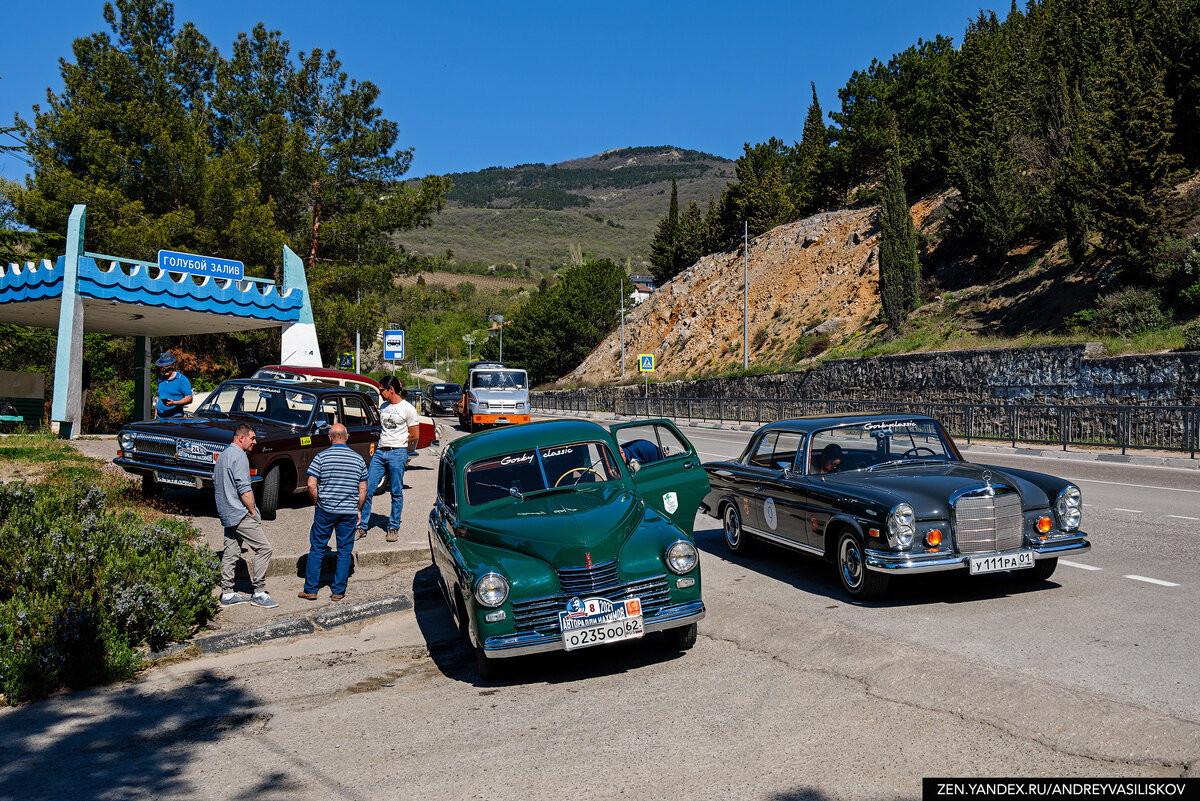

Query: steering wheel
<box><xmin>555</xmin><ymin>467</ymin><xmax>603</xmax><ymax>487</ymax></box>
<box><xmin>902</xmin><ymin>446</ymin><xmax>937</xmax><ymax>459</ymax></box>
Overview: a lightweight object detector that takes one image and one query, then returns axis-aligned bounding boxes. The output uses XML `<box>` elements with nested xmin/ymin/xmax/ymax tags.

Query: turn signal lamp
<box><xmin>1037</xmin><ymin>516</ymin><xmax>1053</xmax><ymax>534</ymax></box>
<box><xmin>248</xmin><ymin>467</ymin><xmax>257</xmax><ymax>477</ymax></box>
<box><xmin>925</xmin><ymin>529</ymin><xmax>943</xmax><ymax>547</ymax></box>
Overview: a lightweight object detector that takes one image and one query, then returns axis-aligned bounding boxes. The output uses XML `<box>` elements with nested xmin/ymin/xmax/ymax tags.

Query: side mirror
<box><xmin>313</xmin><ymin>419</ymin><xmax>331</xmax><ymax>433</ymax></box>
<box><xmin>629</xmin><ymin>459</ymin><xmax>641</xmax><ymax>474</ymax></box>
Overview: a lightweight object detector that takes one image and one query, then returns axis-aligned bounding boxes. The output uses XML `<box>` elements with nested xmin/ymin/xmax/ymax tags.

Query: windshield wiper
<box><xmin>475</xmin><ymin>482</ymin><xmax>523</xmax><ymax>500</ymax></box>
<box><xmin>867</xmin><ymin>458</ymin><xmax>945</xmax><ymax>471</ymax></box>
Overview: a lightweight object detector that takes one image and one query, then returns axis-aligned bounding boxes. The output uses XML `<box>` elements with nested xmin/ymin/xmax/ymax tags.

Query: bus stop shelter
<box><xmin>0</xmin><ymin>204</ymin><xmax>321</xmax><ymax>437</ymax></box>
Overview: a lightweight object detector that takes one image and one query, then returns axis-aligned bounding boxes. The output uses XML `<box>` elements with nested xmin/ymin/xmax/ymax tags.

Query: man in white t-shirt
<box><xmin>359</xmin><ymin>376</ymin><xmax>420</xmax><ymax>542</ymax></box>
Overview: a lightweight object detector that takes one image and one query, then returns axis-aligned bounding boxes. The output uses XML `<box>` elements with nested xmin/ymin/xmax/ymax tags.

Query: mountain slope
<box><xmin>394</xmin><ymin>146</ymin><xmax>734</xmax><ymax>270</ymax></box>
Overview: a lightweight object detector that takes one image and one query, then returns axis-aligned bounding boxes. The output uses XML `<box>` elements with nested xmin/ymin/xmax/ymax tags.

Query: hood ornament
<box><xmin>585</xmin><ymin>552</ymin><xmax>593</xmax><ymax>568</ymax></box>
<box><xmin>981</xmin><ymin>469</ymin><xmax>995</xmax><ymax>497</ymax></box>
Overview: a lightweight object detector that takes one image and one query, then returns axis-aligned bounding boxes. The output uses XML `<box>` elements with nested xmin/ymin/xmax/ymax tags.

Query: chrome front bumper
<box><xmin>113</xmin><ymin>456</ymin><xmax>254</xmax><ymax>488</ymax></box>
<box><xmin>864</xmin><ymin>536</ymin><xmax>1090</xmax><ymax>575</ymax></box>
<box><xmin>483</xmin><ymin>600</ymin><xmax>706</xmax><ymax>659</ymax></box>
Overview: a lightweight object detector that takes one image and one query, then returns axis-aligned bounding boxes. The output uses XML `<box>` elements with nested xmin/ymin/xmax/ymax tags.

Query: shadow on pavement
<box><xmin>693</xmin><ymin>518</ymin><xmax>1063</xmax><ymax>608</ymax></box>
<box><xmin>0</xmin><ymin>670</ymin><xmax>276</xmax><ymax>800</ymax></box>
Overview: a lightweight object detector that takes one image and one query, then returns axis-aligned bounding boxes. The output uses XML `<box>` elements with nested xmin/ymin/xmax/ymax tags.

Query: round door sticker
<box><xmin>763</xmin><ymin>497</ymin><xmax>778</xmax><ymax>530</ymax></box>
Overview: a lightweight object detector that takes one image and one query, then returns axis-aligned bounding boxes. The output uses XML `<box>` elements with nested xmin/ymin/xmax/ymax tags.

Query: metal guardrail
<box><xmin>531</xmin><ymin>393</ymin><xmax>1199</xmax><ymax>458</ymax></box>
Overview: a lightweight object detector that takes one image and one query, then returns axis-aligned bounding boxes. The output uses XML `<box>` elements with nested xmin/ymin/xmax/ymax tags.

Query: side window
<box><xmin>771</xmin><ymin>432</ymin><xmax>806</xmax><ymax>473</ymax></box>
<box><xmin>317</xmin><ymin>399</ymin><xmax>339</xmax><ymax>427</ymax></box>
<box><xmin>614</xmin><ymin>423</ymin><xmax>689</xmax><ymax>465</ymax></box>
<box><xmin>747</xmin><ymin>432</ymin><xmax>779</xmax><ymax>468</ymax></box>
<box><xmin>342</xmin><ymin>395</ymin><xmax>369</xmax><ymax>428</ymax></box>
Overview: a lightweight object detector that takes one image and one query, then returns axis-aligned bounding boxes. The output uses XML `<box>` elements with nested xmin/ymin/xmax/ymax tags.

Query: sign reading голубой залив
<box><xmin>158</xmin><ymin>249</ymin><xmax>244</xmax><ymax>280</ymax></box>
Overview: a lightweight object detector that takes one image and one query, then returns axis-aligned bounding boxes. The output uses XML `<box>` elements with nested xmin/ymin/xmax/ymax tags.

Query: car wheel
<box><xmin>141</xmin><ymin>476</ymin><xmax>163</xmax><ymax>501</ymax></box>
<box><xmin>474</xmin><ymin>641</ymin><xmax>502</xmax><ymax>681</ymax></box>
<box><xmin>662</xmin><ymin>622</ymin><xmax>698</xmax><ymax>651</ymax></box>
<box><xmin>259</xmin><ymin>464</ymin><xmax>280</xmax><ymax>521</ymax></box>
<box><xmin>723</xmin><ymin>503</ymin><xmax>756</xmax><ymax>556</ymax></box>
<box><xmin>836</xmin><ymin>530</ymin><xmax>889</xmax><ymax>601</ymax></box>
<box><xmin>1016</xmin><ymin>557</ymin><xmax>1058</xmax><ymax>582</ymax></box>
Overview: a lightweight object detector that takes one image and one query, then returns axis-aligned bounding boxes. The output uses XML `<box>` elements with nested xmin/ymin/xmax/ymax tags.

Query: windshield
<box><xmin>807</xmin><ymin>420</ymin><xmax>957</xmax><ymax>475</ymax></box>
<box><xmin>464</xmin><ymin>441</ymin><xmax>621</xmax><ymax>505</ymax></box>
<box><xmin>471</xmin><ymin>370</ymin><xmax>527</xmax><ymax>390</ymax></box>
<box><xmin>432</xmin><ymin>384</ymin><xmax>461</xmax><ymax>395</ymax></box>
<box><xmin>198</xmin><ymin>383</ymin><xmax>316</xmax><ymax>427</ymax></box>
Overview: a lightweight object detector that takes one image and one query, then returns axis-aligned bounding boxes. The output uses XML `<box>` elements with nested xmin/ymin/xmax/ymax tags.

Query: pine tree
<box><xmin>879</xmin><ymin>133</ymin><xmax>920</xmax><ymax>329</ymax></box>
<box><xmin>1092</xmin><ymin>26</ymin><xmax>1186</xmax><ymax>283</ymax></box>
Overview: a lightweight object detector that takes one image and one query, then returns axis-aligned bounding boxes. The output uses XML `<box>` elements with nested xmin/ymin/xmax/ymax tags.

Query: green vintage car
<box><xmin>428</xmin><ymin>418</ymin><xmax>710</xmax><ymax>679</ymax></box>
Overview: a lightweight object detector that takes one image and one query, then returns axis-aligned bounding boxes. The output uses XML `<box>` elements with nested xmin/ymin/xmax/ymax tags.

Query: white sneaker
<box><xmin>250</xmin><ymin>592</ymin><xmax>279</xmax><ymax>608</ymax></box>
<box><xmin>219</xmin><ymin>592</ymin><xmax>249</xmax><ymax>606</ymax></box>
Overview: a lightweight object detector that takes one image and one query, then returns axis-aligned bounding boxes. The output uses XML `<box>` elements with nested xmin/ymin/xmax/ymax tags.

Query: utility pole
<box><xmin>620</xmin><ymin>277</ymin><xmax>626</xmax><ymax>379</ymax></box>
<box><xmin>355</xmin><ymin>287</ymin><xmax>360</xmax><ymax>373</ymax></box>
<box><xmin>743</xmin><ymin>220</ymin><xmax>749</xmax><ymax>371</ymax></box>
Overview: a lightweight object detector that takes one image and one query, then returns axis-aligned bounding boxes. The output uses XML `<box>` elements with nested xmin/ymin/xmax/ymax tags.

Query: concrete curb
<box><xmin>185</xmin><ymin>593</ymin><xmax>412</xmax><ymax>655</ymax></box>
<box><xmin>257</xmin><ymin>545</ymin><xmax>428</xmax><ymax>578</ymax></box>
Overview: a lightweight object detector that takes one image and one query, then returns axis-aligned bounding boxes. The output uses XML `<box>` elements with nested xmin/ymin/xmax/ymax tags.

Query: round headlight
<box><xmin>474</xmin><ymin>572</ymin><xmax>509</xmax><ymax>608</ymax></box>
<box><xmin>886</xmin><ymin>503</ymin><xmax>916</xmax><ymax>549</ymax></box>
<box><xmin>1055</xmin><ymin>485</ymin><xmax>1082</xmax><ymax>531</ymax></box>
<box><xmin>665</xmin><ymin>540</ymin><xmax>698</xmax><ymax>575</ymax></box>
<box><xmin>118</xmin><ymin>431</ymin><xmax>135</xmax><ymax>451</ymax></box>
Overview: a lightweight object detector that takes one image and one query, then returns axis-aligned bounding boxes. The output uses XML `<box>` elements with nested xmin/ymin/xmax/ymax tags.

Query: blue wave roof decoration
<box><xmin>1</xmin><ymin>256</ymin><xmax>303</xmax><ymax>322</ymax></box>
<box><xmin>0</xmin><ymin>259</ymin><xmax>62</xmax><ymax>304</ymax></box>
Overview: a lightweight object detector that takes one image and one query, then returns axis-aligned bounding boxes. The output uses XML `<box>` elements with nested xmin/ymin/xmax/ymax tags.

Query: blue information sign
<box><xmin>158</xmin><ymin>249</ymin><xmax>244</xmax><ymax>280</ymax></box>
<box><xmin>337</xmin><ymin>353</ymin><xmax>353</xmax><ymax>370</ymax></box>
<box><xmin>384</xmin><ymin>330</ymin><xmax>405</xmax><ymax>361</ymax></box>
<box><xmin>639</xmin><ymin>354</ymin><xmax>655</xmax><ymax>372</ymax></box>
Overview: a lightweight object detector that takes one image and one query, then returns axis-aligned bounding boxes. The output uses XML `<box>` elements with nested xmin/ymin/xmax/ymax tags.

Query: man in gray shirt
<box><xmin>214</xmin><ymin>423</ymin><xmax>277</xmax><ymax>607</ymax></box>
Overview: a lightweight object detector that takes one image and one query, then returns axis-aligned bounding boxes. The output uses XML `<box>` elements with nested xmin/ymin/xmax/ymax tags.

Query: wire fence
<box><xmin>531</xmin><ymin>392</ymin><xmax>1199</xmax><ymax>458</ymax></box>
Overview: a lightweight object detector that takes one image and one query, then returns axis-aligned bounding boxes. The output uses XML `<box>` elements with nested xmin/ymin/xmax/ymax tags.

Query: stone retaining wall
<box><xmin>536</xmin><ymin>344</ymin><xmax>1200</xmax><ymax>410</ymax></box>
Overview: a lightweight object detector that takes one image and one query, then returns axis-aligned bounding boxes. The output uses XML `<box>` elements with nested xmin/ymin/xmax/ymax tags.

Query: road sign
<box><xmin>638</xmin><ymin>354</ymin><xmax>655</xmax><ymax>372</ymax></box>
<box><xmin>157</xmin><ymin>249</ymin><xmax>244</xmax><ymax>280</ymax></box>
<box><xmin>384</xmin><ymin>330</ymin><xmax>405</xmax><ymax>361</ymax></box>
<box><xmin>337</xmin><ymin>353</ymin><xmax>353</xmax><ymax>370</ymax></box>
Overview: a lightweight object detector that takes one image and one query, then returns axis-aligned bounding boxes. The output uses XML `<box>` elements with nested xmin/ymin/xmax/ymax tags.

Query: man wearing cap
<box><xmin>154</xmin><ymin>352</ymin><xmax>193</xmax><ymax>418</ymax></box>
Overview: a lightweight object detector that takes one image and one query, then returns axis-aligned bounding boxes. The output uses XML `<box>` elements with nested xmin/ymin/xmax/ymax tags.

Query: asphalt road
<box><xmin>3</xmin><ymin>420</ymin><xmax>1196</xmax><ymax>800</ymax></box>
<box><xmin>682</xmin><ymin>424</ymin><xmax>1200</xmax><ymax>723</ymax></box>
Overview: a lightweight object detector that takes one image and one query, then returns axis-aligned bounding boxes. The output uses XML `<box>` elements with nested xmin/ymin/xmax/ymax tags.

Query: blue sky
<box><xmin>1</xmin><ymin>0</ymin><xmax>995</xmax><ymax>182</ymax></box>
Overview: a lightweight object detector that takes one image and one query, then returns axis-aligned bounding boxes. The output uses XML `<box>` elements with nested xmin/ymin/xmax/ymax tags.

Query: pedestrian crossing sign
<box><xmin>638</xmin><ymin>354</ymin><xmax>655</xmax><ymax>372</ymax></box>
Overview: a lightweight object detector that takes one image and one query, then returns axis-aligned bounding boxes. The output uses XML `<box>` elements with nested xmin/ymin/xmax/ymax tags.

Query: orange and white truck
<box><xmin>456</xmin><ymin>361</ymin><xmax>531</xmax><ymax>432</ymax></box>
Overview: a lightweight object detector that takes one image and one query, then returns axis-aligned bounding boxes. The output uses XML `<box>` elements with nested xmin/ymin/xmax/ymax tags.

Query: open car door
<box><xmin>609</xmin><ymin>418</ymin><xmax>710</xmax><ymax>536</ymax></box>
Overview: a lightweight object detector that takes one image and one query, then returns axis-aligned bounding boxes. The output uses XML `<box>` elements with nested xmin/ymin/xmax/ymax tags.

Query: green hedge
<box><xmin>0</xmin><ymin>482</ymin><xmax>219</xmax><ymax>703</ymax></box>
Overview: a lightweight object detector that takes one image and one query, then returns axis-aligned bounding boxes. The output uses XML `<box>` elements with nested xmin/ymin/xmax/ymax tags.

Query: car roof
<box><xmin>257</xmin><ymin>364</ymin><xmax>382</xmax><ymax>389</ymax></box>
<box><xmin>445</xmin><ymin>419</ymin><xmax>613</xmax><ymax>464</ymax></box>
<box><xmin>218</xmin><ymin>378</ymin><xmax>370</xmax><ymax>398</ymax></box>
<box><xmin>755</xmin><ymin>412</ymin><xmax>940</xmax><ymax>434</ymax></box>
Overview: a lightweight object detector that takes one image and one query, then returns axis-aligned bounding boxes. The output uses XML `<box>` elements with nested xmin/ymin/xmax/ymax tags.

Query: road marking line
<box><xmin>1060</xmin><ymin>560</ymin><xmax>1102</xmax><ymax>571</ymax></box>
<box><xmin>1124</xmin><ymin>575</ymin><xmax>1180</xmax><ymax>587</ymax></box>
<box><xmin>1113</xmin><ymin>507</ymin><xmax>1143</xmax><ymax>514</ymax></box>
<box><xmin>1077</xmin><ymin>478</ymin><xmax>1200</xmax><ymax>495</ymax></box>
<box><xmin>1166</xmin><ymin>515</ymin><xmax>1200</xmax><ymax>521</ymax></box>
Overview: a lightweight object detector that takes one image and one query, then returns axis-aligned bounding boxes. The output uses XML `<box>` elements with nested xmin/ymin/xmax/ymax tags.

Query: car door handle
<box><xmin>683</xmin><ymin>460</ymin><xmax>697</xmax><ymax>469</ymax></box>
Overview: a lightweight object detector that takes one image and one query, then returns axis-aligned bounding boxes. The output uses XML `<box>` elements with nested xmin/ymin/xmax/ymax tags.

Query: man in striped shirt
<box><xmin>298</xmin><ymin>423</ymin><xmax>368</xmax><ymax>601</ymax></box>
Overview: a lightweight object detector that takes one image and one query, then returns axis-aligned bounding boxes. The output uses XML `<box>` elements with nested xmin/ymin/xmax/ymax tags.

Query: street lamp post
<box><xmin>620</xmin><ymin>277</ymin><xmax>626</xmax><ymax>379</ymax></box>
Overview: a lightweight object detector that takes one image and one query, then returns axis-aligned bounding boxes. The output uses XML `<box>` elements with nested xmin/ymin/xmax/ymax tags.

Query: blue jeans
<box><xmin>305</xmin><ymin>506</ymin><xmax>357</xmax><ymax>595</ymax></box>
<box><xmin>361</xmin><ymin>448</ymin><xmax>408</xmax><ymax>530</ymax></box>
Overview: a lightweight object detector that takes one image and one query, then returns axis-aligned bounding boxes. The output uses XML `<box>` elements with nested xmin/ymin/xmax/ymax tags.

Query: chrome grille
<box><xmin>488</xmin><ymin>401</ymin><xmax>521</xmax><ymax>412</ymax></box>
<box><xmin>953</xmin><ymin>491</ymin><xmax>1023</xmax><ymax>554</ymax></box>
<box><xmin>512</xmin><ymin>565</ymin><xmax>671</xmax><ymax>635</ymax></box>
<box><xmin>557</xmin><ymin>559</ymin><xmax>620</xmax><ymax>595</ymax></box>
<box><xmin>131</xmin><ymin>434</ymin><xmax>176</xmax><ymax>457</ymax></box>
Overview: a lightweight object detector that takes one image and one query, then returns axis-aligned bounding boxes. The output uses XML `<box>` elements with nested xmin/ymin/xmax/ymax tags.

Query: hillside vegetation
<box><xmin>393</xmin><ymin>147</ymin><xmax>734</xmax><ymax>270</ymax></box>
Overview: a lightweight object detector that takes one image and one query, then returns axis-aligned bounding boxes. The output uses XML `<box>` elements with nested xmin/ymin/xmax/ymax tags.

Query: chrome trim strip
<box><xmin>864</xmin><ymin>537</ymin><xmax>1090</xmax><ymax>574</ymax></box>
<box><xmin>744</xmin><ymin>525</ymin><xmax>824</xmax><ymax>557</ymax></box>
<box><xmin>483</xmin><ymin>600</ymin><xmax>706</xmax><ymax>659</ymax></box>
<box><xmin>113</xmin><ymin>457</ymin><xmax>260</xmax><ymax>485</ymax></box>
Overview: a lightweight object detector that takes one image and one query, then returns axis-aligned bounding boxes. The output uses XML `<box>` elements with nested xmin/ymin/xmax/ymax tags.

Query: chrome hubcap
<box><xmin>724</xmin><ymin>508</ymin><xmax>740</xmax><ymax>546</ymax></box>
<box><xmin>840</xmin><ymin>538</ymin><xmax>862</xmax><ymax>588</ymax></box>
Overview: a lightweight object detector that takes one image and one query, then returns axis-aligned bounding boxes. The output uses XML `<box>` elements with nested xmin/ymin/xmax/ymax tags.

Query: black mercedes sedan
<box><xmin>701</xmin><ymin>413</ymin><xmax>1089</xmax><ymax>601</ymax></box>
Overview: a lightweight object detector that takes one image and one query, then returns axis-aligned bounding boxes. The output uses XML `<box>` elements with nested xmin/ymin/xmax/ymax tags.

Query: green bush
<box><xmin>1091</xmin><ymin>288</ymin><xmax>1168</xmax><ymax>337</ymax></box>
<box><xmin>1182</xmin><ymin>318</ymin><xmax>1200</xmax><ymax>351</ymax></box>
<box><xmin>0</xmin><ymin>482</ymin><xmax>219</xmax><ymax>703</ymax></box>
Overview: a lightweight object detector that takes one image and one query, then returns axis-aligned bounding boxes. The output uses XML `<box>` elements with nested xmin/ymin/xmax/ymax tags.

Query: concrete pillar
<box><xmin>50</xmin><ymin>205</ymin><xmax>86</xmax><ymax>439</ymax></box>
<box><xmin>133</xmin><ymin>336</ymin><xmax>152</xmax><ymax>421</ymax></box>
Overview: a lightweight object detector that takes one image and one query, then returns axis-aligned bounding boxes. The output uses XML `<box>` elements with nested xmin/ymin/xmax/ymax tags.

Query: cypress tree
<box><xmin>792</xmin><ymin>82</ymin><xmax>829</xmax><ymax>214</ymax></box>
<box><xmin>879</xmin><ymin>133</ymin><xmax>921</xmax><ymax>329</ymax></box>
<box><xmin>648</xmin><ymin>179</ymin><xmax>681</xmax><ymax>284</ymax></box>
